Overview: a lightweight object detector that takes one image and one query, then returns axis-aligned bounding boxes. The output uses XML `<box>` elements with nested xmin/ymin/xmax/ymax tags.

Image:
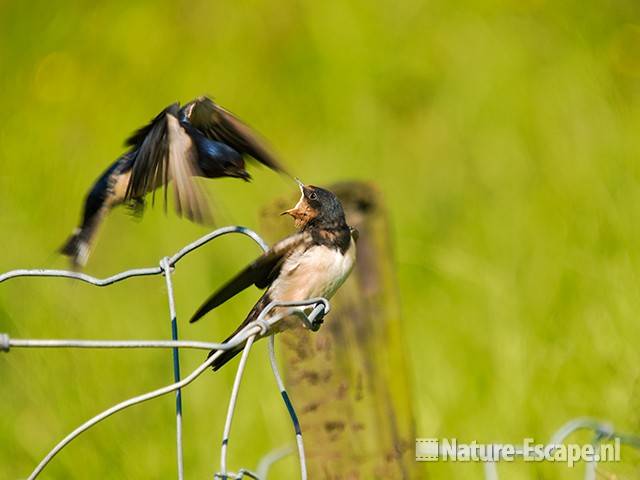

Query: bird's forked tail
<box><xmin>59</xmin><ymin>227</ymin><xmax>94</xmax><ymax>269</ymax></box>
<box><xmin>207</xmin><ymin>293</ymin><xmax>271</xmax><ymax>371</ymax></box>
<box><xmin>60</xmin><ymin>201</ymin><xmax>109</xmax><ymax>269</ymax></box>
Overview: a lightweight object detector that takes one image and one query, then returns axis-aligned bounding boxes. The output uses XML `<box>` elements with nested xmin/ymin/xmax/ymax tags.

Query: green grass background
<box><xmin>2</xmin><ymin>1</ymin><xmax>640</xmax><ymax>478</ymax></box>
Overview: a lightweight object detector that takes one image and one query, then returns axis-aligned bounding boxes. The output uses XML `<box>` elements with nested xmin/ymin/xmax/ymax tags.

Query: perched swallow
<box><xmin>60</xmin><ymin>96</ymin><xmax>284</xmax><ymax>267</ymax></box>
<box><xmin>190</xmin><ymin>181</ymin><xmax>357</xmax><ymax>371</ymax></box>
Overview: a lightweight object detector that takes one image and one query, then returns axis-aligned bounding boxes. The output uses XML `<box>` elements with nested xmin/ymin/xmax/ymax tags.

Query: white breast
<box><xmin>270</xmin><ymin>239</ymin><xmax>356</xmax><ymax>304</ymax></box>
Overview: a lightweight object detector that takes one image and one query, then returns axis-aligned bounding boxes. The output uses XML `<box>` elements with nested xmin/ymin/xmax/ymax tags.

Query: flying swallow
<box><xmin>60</xmin><ymin>96</ymin><xmax>285</xmax><ymax>267</ymax></box>
<box><xmin>190</xmin><ymin>181</ymin><xmax>357</xmax><ymax>371</ymax></box>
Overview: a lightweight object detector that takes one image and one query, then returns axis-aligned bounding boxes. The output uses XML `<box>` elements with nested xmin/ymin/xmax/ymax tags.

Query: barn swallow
<box><xmin>190</xmin><ymin>180</ymin><xmax>357</xmax><ymax>371</ymax></box>
<box><xmin>60</xmin><ymin>96</ymin><xmax>285</xmax><ymax>268</ymax></box>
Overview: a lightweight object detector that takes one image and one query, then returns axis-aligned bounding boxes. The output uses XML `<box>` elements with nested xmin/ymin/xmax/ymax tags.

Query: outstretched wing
<box><xmin>184</xmin><ymin>96</ymin><xmax>286</xmax><ymax>173</ymax></box>
<box><xmin>124</xmin><ymin>103</ymin><xmax>211</xmax><ymax>223</ymax></box>
<box><xmin>190</xmin><ymin>232</ymin><xmax>308</xmax><ymax>323</ymax></box>
<box><xmin>124</xmin><ymin>103</ymin><xmax>178</xmax><ymax>150</ymax></box>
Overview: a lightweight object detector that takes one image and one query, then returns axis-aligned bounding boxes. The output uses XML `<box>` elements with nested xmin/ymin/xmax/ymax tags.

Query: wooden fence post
<box><xmin>262</xmin><ymin>181</ymin><xmax>416</xmax><ymax>479</ymax></box>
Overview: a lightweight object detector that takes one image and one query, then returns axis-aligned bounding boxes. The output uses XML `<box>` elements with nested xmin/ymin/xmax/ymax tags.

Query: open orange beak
<box><xmin>281</xmin><ymin>207</ymin><xmax>302</xmax><ymax>218</ymax></box>
<box><xmin>280</xmin><ymin>178</ymin><xmax>306</xmax><ymax>219</ymax></box>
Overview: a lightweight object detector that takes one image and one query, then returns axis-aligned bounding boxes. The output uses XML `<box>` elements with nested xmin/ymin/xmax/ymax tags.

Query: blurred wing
<box><xmin>124</xmin><ymin>103</ymin><xmax>211</xmax><ymax>223</ymax></box>
<box><xmin>124</xmin><ymin>103</ymin><xmax>178</xmax><ymax>202</ymax></box>
<box><xmin>185</xmin><ymin>96</ymin><xmax>286</xmax><ymax>173</ymax></box>
<box><xmin>125</xmin><ymin>102</ymin><xmax>178</xmax><ymax>149</ymax></box>
<box><xmin>190</xmin><ymin>232</ymin><xmax>308</xmax><ymax>323</ymax></box>
<box><xmin>166</xmin><ymin>114</ymin><xmax>212</xmax><ymax>223</ymax></box>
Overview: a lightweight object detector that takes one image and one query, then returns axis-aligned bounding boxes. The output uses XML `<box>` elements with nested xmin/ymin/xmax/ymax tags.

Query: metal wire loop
<box><xmin>0</xmin><ymin>226</ymin><xmax>323</xmax><ymax>480</ymax></box>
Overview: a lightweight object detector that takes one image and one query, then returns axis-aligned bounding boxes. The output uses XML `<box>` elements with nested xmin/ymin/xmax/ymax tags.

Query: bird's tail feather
<box><xmin>59</xmin><ymin>206</ymin><xmax>107</xmax><ymax>269</ymax></box>
<box><xmin>209</xmin><ymin>344</ymin><xmax>243</xmax><ymax>372</ymax></box>
<box><xmin>59</xmin><ymin>228</ymin><xmax>92</xmax><ymax>269</ymax></box>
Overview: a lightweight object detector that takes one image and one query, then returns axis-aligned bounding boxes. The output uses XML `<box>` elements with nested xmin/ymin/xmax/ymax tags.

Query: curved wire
<box><xmin>0</xmin><ymin>226</ymin><xmax>268</xmax><ymax>286</ymax></box>
<box><xmin>1</xmin><ymin>226</ymin><xmax>329</xmax><ymax>480</ymax></box>
<box><xmin>21</xmin><ymin>298</ymin><xmax>328</xmax><ymax>480</ymax></box>
<box><xmin>26</xmin><ymin>348</ymin><xmax>225</xmax><ymax>480</ymax></box>
<box><xmin>160</xmin><ymin>257</ymin><xmax>184</xmax><ymax>480</ymax></box>
<box><xmin>268</xmin><ymin>335</ymin><xmax>307</xmax><ymax>480</ymax></box>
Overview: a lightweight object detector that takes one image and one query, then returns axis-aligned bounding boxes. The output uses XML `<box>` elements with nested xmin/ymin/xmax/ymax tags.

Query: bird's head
<box><xmin>281</xmin><ymin>179</ymin><xmax>346</xmax><ymax>229</ymax></box>
<box><xmin>223</xmin><ymin>157</ymin><xmax>251</xmax><ymax>182</ymax></box>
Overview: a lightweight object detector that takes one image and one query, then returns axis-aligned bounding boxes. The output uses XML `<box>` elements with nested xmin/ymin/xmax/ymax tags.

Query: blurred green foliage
<box><xmin>2</xmin><ymin>0</ymin><xmax>640</xmax><ymax>478</ymax></box>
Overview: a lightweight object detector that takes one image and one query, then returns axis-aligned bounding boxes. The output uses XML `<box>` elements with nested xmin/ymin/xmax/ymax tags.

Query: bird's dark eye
<box><xmin>309</xmin><ymin>192</ymin><xmax>318</xmax><ymax>201</ymax></box>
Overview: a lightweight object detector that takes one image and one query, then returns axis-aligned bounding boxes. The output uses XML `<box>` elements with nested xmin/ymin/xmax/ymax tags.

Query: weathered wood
<box><xmin>262</xmin><ymin>181</ymin><xmax>416</xmax><ymax>479</ymax></box>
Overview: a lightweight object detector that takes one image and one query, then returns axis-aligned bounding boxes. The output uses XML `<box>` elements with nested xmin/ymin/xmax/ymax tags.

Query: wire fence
<box><xmin>0</xmin><ymin>226</ymin><xmax>328</xmax><ymax>480</ymax></box>
<box><xmin>3</xmin><ymin>227</ymin><xmax>640</xmax><ymax>479</ymax></box>
<box><xmin>415</xmin><ymin>418</ymin><xmax>640</xmax><ymax>479</ymax></box>
<box><xmin>477</xmin><ymin>417</ymin><xmax>640</xmax><ymax>480</ymax></box>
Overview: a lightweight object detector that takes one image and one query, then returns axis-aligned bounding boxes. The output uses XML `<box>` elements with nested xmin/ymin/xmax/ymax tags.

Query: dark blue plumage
<box><xmin>178</xmin><ymin>119</ymin><xmax>249</xmax><ymax>180</ymax></box>
<box><xmin>60</xmin><ymin>96</ymin><xmax>285</xmax><ymax>268</ymax></box>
